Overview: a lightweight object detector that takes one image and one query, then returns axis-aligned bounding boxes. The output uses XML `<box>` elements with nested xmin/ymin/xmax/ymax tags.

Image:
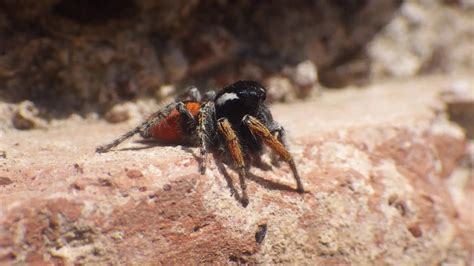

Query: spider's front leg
<box><xmin>217</xmin><ymin>117</ymin><xmax>249</xmax><ymax>207</ymax></box>
<box><xmin>243</xmin><ymin>115</ymin><xmax>304</xmax><ymax>193</ymax></box>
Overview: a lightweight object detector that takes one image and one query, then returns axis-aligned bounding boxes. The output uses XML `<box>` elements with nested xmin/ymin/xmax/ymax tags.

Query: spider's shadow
<box><xmin>215</xmin><ymin>160</ymin><xmax>297</xmax><ymax>205</ymax></box>
<box><xmin>120</xmin><ymin>141</ymin><xmax>297</xmax><ymax>203</ymax></box>
<box><xmin>215</xmin><ymin>161</ymin><xmax>242</xmax><ymax>203</ymax></box>
<box><xmin>117</xmin><ymin>139</ymin><xmax>180</xmax><ymax>151</ymax></box>
<box><xmin>181</xmin><ymin>147</ymin><xmax>297</xmax><ymax>202</ymax></box>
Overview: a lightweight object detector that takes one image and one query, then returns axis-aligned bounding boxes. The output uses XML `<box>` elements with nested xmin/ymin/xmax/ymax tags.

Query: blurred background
<box><xmin>0</xmin><ymin>0</ymin><xmax>472</xmax><ymax>131</ymax></box>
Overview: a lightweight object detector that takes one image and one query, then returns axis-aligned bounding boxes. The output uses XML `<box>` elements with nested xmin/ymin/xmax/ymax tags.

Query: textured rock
<box><xmin>0</xmin><ymin>0</ymin><xmax>402</xmax><ymax>114</ymax></box>
<box><xmin>440</xmin><ymin>80</ymin><xmax>474</xmax><ymax>139</ymax></box>
<box><xmin>368</xmin><ymin>0</ymin><xmax>474</xmax><ymax>79</ymax></box>
<box><xmin>0</xmin><ymin>75</ymin><xmax>473</xmax><ymax>264</ymax></box>
<box><xmin>2</xmin><ymin>0</ymin><xmax>472</xmax><ymax>128</ymax></box>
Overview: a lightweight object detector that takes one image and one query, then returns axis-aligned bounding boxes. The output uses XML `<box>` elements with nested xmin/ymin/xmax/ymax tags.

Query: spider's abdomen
<box><xmin>149</xmin><ymin>101</ymin><xmax>201</xmax><ymax>143</ymax></box>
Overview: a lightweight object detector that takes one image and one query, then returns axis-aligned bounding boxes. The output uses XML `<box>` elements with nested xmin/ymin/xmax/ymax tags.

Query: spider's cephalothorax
<box><xmin>215</xmin><ymin>81</ymin><xmax>268</xmax><ymax>152</ymax></box>
<box><xmin>96</xmin><ymin>81</ymin><xmax>304</xmax><ymax>206</ymax></box>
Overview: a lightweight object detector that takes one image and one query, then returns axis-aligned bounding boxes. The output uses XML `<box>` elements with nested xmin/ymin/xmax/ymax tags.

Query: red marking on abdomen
<box><xmin>150</xmin><ymin>102</ymin><xmax>201</xmax><ymax>143</ymax></box>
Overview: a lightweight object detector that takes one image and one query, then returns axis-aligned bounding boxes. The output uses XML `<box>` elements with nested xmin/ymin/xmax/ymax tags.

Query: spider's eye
<box><xmin>255</xmin><ymin>87</ymin><xmax>267</xmax><ymax>102</ymax></box>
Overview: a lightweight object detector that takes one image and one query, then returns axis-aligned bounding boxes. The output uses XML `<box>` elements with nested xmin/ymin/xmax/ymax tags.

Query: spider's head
<box><xmin>215</xmin><ymin>81</ymin><xmax>267</xmax><ymax>115</ymax></box>
<box><xmin>232</xmin><ymin>80</ymin><xmax>266</xmax><ymax>104</ymax></box>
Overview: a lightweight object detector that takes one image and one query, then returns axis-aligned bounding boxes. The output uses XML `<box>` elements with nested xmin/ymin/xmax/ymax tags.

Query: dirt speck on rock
<box><xmin>0</xmin><ymin>177</ymin><xmax>13</xmax><ymax>186</ymax></box>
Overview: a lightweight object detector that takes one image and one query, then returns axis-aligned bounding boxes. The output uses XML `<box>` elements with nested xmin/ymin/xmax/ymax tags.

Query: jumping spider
<box><xmin>96</xmin><ymin>81</ymin><xmax>304</xmax><ymax>206</ymax></box>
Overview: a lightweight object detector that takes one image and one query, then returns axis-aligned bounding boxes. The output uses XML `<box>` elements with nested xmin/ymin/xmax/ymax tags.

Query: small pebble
<box><xmin>126</xmin><ymin>169</ymin><xmax>143</xmax><ymax>179</ymax></box>
<box><xmin>255</xmin><ymin>224</ymin><xmax>268</xmax><ymax>244</ymax></box>
<box><xmin>104</xmin><ymin>105</ymin><xmax>131</xmax><ymax>124</ymax></box>
<box><xmin>0</xmin><ymin>177</ymin><xmax>13</xmax><ymax>186</ymax></box>
<box><xmin>163</xmin><ymin>184</ymin><xmax>172</xmax><ymax>191</ymax></box>
<box><xmin>408</xmin><ymin>224</ymin><xmax>422</xmax><ymax>238</ymax></box>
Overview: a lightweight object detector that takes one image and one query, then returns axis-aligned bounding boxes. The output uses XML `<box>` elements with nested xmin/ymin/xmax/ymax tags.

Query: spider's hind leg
<box><xmin>96</xmin><ymin>101</ymin><xmax>192</xmax><ymax>153</ymax></box>
<box><xmin>96</xmin><ymin>125</ymin><xmax>143</xmax><ymax>153</ymax></box>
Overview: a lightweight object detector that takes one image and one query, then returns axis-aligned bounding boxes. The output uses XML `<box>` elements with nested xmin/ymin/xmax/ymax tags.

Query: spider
<box><xmin>96</xmin><ymin>80</ymin><xmax>304</xmax><ymax>206</ymax></box>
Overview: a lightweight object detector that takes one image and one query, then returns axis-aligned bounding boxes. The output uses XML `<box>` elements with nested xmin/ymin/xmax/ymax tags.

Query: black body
<box><xmin>215</xmin><ymin>81</ymin><xmax>267</xmax><ymax>123</ymax></box>
<box><xmin>214</xmin><ymin>81</ymin><xmax>275</xmax><ymax>154</ymax></box>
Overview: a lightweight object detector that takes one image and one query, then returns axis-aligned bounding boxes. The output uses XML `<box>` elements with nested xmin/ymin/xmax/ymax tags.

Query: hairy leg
<box><xmin>243</xmin><ymin>115</ymin><xmax>304</xmax><ymax>193</ymax></box>
<box><xmin>176</xmin><ymin>102</ymin><xmax>197</xmax><ymax>134</ymax></box>
<box><xmin>268</xmin><ymin>123</ymin><xmax>287</xmax><ymax>167</ymax></box>
<box><xmin>96</xmin><ymin>125</ymin><xmax>143</xmax><ymax>153</ymax></box>
<box><xmin>217</xmin><ymin>117</ymin><xmax>249</xmax><ymax>206</ymax></box>
<box><xmin>196</xmin><ymin>101</ymin><xmax>215</xmax><ymax>174</ymax></box>
<box><xmin>269</xmin><ymin>123</ymin><xmax>287</xmax><ymax>146</ymax></box>
<box><xmin>176</xmin><ymin>86</ymin><xmax>202</xmax><ymax>102</ymax></box>
<box><xmin>204</xmin><ymin>91</ymin><xmax>216</xmax><ymax>101</ymax></box>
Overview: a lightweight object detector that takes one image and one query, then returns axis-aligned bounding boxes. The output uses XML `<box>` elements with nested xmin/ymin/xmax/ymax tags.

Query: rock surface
<box><xmin>0</xmin><ymin>0</ymin><xmax>402</xmax><ymax>113</ymax></box>
<box><xmin>2</xmin><ymin>0</ymin><xmax>473</xmax><ymax>128</ymax></box>
<box><xmin>368</xmin><ymin>0</ymin><xmax>474</xmax><ymax>79</ymax></box>
<box><xmin>0</xmin><ymin>75</ymin><xmax>473</xmax><ymax>265</ymax></box>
